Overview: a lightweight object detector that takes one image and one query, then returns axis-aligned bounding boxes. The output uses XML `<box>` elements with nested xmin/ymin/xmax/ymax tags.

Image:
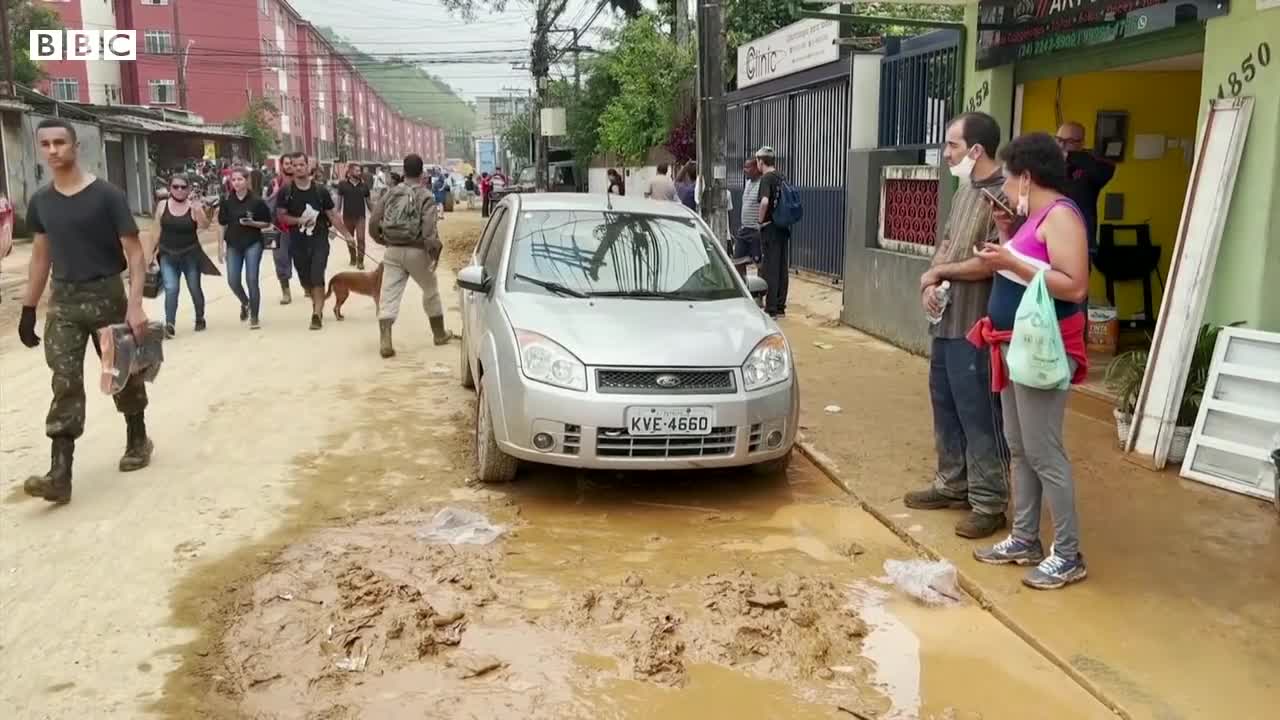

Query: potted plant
<box><xmin>1104</xmin><ymin>323</ymin><xmax>1239</xmax><ymax>461</ymax></box>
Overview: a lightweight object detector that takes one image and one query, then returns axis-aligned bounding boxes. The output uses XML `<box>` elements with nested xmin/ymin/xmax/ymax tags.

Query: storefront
<box><xmin>964</xmin><ymin>0</ymin><xmax>1280</xmax><ymax>334</ymax></box>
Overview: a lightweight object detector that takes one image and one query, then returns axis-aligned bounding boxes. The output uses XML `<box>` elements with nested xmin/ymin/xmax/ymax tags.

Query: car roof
<box><xmin>510</xmin><ymin>193</ymin><xmax>698</xmax><ymax>220</ymax></box>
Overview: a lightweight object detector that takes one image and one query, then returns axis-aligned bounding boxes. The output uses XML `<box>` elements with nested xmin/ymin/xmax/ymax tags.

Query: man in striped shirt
<box><xmin>905</xmin><ymin>112</ymin><xmax>1011</xmax><ymax>540</ymax></box>
<box><xmin>733</xmin><ymin>158</ymin><xmax>763</xmax><ymax>274</ymax></box>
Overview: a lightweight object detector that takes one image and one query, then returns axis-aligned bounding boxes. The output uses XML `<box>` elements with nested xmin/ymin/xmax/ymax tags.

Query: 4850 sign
<box><xmin>1216</xmin><ymin>42</ymin><xmax>1271</xmax><ymax>100</ymax></box>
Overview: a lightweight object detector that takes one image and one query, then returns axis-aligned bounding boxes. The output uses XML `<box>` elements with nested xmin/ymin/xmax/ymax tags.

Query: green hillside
<box><xmin>318</xmin><ymin>27</ymin><xmax>476</xmax><ymax>133</ymax></box>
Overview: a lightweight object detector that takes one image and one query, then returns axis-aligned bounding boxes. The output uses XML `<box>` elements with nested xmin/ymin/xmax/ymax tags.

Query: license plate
<box><xmin>625</xmin><ymin>407</ymin><xmax>714</xmax><ymax>436</ymax></box>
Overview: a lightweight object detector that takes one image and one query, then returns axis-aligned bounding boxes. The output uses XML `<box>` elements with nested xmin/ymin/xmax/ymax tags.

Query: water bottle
<box><xmin>927</xmin><ymin>281</ymin><xmax>952</xmax><ymax>325</ymax></box>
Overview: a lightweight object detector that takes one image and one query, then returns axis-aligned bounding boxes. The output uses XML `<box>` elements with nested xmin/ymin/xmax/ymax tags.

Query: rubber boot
<box><xmin>429</xmin><ymin>315</ymin><xmax>454</xmax><ymax>346</ymax></box>
<box><xmin>119</xmin><ymin>413</ymin><xmax>154</xmax><ymax>472</ymax></box>
<box><xmin>379</xmin><ymin>319</ymin><xmax>396</xmax><ymax>358</ymax></box>
<box><xmin>25</xmin><ymin>438</ymin><xmax>74</xmax><ymax>505</ymax></box>
<box><xmin>280</xmin><ymin>280</ymin><xmax>292</xmax><ymax>305</ymax></box>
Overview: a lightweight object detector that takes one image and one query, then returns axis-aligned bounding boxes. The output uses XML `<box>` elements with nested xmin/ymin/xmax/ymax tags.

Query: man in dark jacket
<box><xmin>1056</xmin><ymin>121</ymin><xmax>1116</xmax><ymax>250</ymax></box>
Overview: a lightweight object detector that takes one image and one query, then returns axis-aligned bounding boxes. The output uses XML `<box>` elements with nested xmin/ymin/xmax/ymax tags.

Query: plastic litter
<box><xmin>824</xmin><ymin>405</ymin><xmax>842</xmax><ymax>414</ymax></box>
<box><xmin>883</xmin><ymin>559</ymin><xmax>963</xmax><ymax>606</ymax></box>
<box><xmin>98</xmin><ymin>322</ymin><xmax>166</xmax><ymax>395</ymax></box>
<box><xmin>416</xmin><ymin>507</ymin><xmax>506</xmax><ymax>546</ymax></box>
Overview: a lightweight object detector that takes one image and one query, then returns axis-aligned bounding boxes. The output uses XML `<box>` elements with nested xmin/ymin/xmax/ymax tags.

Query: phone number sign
<box><xmin>975</xmin><ymin>0</ymin><xmax>1229</xmax><ymax>69</ymax></box>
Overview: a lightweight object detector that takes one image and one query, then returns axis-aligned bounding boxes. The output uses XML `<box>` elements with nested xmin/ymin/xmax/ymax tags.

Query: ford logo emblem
<box><xmin>655</xmin><ymin>374</ymin><xmax>682</xmax><ymax>388</ymax></box>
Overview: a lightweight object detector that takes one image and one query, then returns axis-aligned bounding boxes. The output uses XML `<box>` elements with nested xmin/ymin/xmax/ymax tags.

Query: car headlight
<box><xmin>516</xmin><ymin>330</ymin><xmax>587</xmax><ymax>391</ymax></box>
<box><xmin>742</xmin><ymin>333</ymin><xmax>791</xmax><ymax>391</ymax></box>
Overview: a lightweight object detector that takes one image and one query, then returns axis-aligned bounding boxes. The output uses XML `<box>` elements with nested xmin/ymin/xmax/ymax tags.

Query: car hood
<box><xmin>500</xmin><ymin>294</ymin><xmax>778</xmax><ymax>368</ymax></box>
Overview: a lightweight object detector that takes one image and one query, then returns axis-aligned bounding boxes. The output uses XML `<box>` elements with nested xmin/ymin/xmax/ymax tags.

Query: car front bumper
<box><xmin>491</xmin><ymin>370</ymin><xmax>798</xmax><ymax>471</ymax></box>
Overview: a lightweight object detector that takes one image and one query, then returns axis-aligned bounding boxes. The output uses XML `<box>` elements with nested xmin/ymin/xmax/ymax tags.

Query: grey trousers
<box><xmin>378</xmin><ymin>245</ymin><xmax>444</xmax><ymax>321</ymax></box>
<box><xmin>1002</xmin><ymin>378</ymin><xmax>1080</xmax><ymax>559</ymax></box>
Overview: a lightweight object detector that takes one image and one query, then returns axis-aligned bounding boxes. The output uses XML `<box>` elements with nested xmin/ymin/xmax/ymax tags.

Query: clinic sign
<box><xmin>30</xmin><ymin>30</ymin><xmax>137</xmax><ymax>61</ymax></box>
<box><xmin>736</xmin><ymin>16</ymin><xmax>840</xmax><ymax>89</ymax></box>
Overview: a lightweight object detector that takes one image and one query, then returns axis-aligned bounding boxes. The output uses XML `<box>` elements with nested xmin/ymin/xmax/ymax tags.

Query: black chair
<box><xmin>1092</xmin><ymin>223</ymin><xmax>1164</xmax><ymax>328</ymax></box>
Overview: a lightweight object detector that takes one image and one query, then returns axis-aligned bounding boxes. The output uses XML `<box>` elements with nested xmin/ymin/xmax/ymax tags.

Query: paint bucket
<box><xmin>1087</xmin><ymin>306</ymin><xmax>1119</xmax><ymax>356</ymax></box>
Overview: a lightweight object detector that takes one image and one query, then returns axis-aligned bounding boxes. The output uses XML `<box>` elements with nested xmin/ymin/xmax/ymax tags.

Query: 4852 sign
<box><xmin>1215</xmin><ymin>42</ymin><xmax>1272</xmax><ymax>99</ymax></box>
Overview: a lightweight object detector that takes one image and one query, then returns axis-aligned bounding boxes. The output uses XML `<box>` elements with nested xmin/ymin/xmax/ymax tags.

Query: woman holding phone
<box><xmin>967</xmin><ymin>132</ymin><xmax>1091</xmax><ymax>590</ymax></box>
<box><xmin>218</xmin><ymin>167</ymin><xmax>273</xmax><ymax>329</ymax></box>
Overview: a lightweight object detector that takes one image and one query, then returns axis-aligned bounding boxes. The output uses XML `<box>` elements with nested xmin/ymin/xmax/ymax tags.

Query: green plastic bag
<box><xmin>1006</xmin><ymin>271</ymin><xmax>1071</xmax><ymax>390</ymax></box>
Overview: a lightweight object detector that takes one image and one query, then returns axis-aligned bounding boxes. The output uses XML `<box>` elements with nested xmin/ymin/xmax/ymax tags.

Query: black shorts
<box><xmin>733</xmin><ymin>226</ymin><xmax>762</xmax><ymax>262</ymax></box>
<box><xmin>289</xmin><ymin>232</ymin><xmax>330</xmax><ymax>290</ymax></box>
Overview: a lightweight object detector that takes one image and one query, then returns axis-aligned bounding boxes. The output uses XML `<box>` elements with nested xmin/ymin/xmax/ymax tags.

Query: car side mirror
<box><xmin>457</xmin><ymin>265</ymin><xmax>491</xmax><ymax>293</ymax></box>
<box><xmin>746</xmin><ymin>275</ymin><xmax>768</xmax><ymax>298</ymax></box>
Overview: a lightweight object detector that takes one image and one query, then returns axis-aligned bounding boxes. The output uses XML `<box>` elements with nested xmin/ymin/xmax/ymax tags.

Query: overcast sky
<box><xmin>288</xmin><ymin>0</ymin><xmax>639</xmax><ymax>102</ymax></box>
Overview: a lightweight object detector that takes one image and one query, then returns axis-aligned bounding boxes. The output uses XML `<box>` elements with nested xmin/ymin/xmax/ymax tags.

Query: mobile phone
<box><xmin>981</xmin><ymin>187</ymin><xmax>1013</xmax><ymax>216</ymax></box>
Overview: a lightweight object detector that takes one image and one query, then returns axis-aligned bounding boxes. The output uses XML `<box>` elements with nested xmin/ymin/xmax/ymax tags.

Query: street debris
<box><xmin>883</xmin><ymin>559</ymin><xmax>963</xmax><ymax>606</ymax></box>
<box><xmin>813</xmin><ymin>341</ymin><xmax>835</xmax><ymax>350</ymax></box>
<box><xmin>416</xmin><ymin>507</ymin><xmax>506</xmax><ymax>545</ymax></box>
<box><xmin>824</xmin><ymin>405</ymin><xmax>843</xmax><ymax>414</ymax></box>
<box><xmin>450</xmin><ymin>653</ymin><xmax>505</xmax><ymax>679</ymax></box>
<box><xmin>430</xmin><ymin>363</ymin><xmax>452</xmax><ymax>377</ymax></box>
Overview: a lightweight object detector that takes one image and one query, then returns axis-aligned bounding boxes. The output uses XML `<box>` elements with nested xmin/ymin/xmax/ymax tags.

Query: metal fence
<box><xmin>878</xmin><ymin>31</ymin><xmax>963</xmax><ymax>152</ymax></box>
<box><xmin>725</xmin><ymin>61</ymin><xmax>850</xmax><ymax>280</ymax></box>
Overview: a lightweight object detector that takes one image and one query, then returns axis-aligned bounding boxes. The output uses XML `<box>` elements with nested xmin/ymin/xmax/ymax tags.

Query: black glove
<box><xmin>19</xmin><ymin>305</ymin><xmax>41</xmax><ymax>348</ymax></box>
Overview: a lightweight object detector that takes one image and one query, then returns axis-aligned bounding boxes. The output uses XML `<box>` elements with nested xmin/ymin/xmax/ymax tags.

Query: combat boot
<box><xmin>429</xmin><ymin>315</ymin><xmax>454</xmax><ymax>346</ymax></box>
<box><xmin>379</xmin><ymin>319</ymin><xmax>396</xmax><ymax>358</ymax></box>
<box><xmin>25</xmin><ymin>438</ymin><xmax>74</xmax><ymax>505</ymax></box>
<box><xmin>119</xmin><ymin>413</ymin><xmax>154</xmax><ymax>472</ymax></box>
<box><xmin>280</xmin><ymin>280</ymin><xmax>292</xmax><ymax>305</ymax></box>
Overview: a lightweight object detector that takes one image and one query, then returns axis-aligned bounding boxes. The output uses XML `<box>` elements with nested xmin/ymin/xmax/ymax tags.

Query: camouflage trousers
<box><xmin>44</xmin><ymin>276</ymin><xmax>148</xmax><ymax>440</ymax></box>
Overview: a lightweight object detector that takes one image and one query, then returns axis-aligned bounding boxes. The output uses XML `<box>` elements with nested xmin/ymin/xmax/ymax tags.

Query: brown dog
<box><xmin>325</xmin><ymin>263</ymin><xmax>383</xmax><ymax>320</ymax></box>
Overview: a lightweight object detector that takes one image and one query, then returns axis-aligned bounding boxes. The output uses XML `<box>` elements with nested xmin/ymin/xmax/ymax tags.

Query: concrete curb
<box><xmin>796</xmin><ymin>439</ymin><xmax>1133</xmax><ymax>720</ymax></box>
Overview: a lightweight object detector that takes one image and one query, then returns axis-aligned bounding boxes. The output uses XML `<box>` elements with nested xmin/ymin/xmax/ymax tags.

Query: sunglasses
<box><xmin>170</xmin><ymin>184</ymin><xmax>189</xmax><ymax>190</ymax></box>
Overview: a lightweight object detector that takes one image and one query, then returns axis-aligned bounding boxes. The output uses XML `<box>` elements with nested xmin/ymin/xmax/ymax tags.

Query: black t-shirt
<box><xmin>337</xmin><ymin>179</ymin><xmax>370</xmax><ymax>220</ymax></box>
<box><xmin>218</xmin><ymin>190</ymin><xmax>272</xmax><ymax>250</ymax></box>
<box><xmin>27</xmin><ymin>177</ymin><xmax>137</xmax><ymax>283</ymax></box>
<box><xmin>757</xmin><ymin>171</ymin><xmax>783</xmax><ymax>226</ymax></box>
<box><xmin>276</xmin><ymin>182</ymin><xmax>334</xmax><ymax>241</ymax></box>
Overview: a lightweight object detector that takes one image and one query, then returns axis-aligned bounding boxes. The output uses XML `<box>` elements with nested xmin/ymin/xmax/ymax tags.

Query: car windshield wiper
<box><xmin>586</xmin><ymin>290</ymin><xmax>714</xmax><ymax>301</ymax></box>
<box><xmin>512</xmin><ymin>273</ymin><xmax>589</xmax><ymax>298</ymax></box>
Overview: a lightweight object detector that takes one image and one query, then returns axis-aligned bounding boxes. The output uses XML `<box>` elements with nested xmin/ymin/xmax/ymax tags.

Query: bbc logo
<box><xmin>30</xmin><ymin>30</ymin><xmax>137</xmax><ymax>61</ymax></box>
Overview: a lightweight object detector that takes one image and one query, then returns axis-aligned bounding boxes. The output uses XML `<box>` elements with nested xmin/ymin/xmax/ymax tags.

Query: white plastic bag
<box><xmin>416</xmin><ymin>508</ymin><xmax>505</xmax><ymax>546</ymax></box>
<box><xmin>883</xmin><ymin>559</ymin><xmax>962</xmax><ymax>606</ymax></box>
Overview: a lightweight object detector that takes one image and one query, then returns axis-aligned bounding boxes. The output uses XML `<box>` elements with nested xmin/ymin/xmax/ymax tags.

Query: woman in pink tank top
<box><xmin>967</xmin><ymin>132</ymin><xmax>1092</xmax><ymax>591</ymax></box>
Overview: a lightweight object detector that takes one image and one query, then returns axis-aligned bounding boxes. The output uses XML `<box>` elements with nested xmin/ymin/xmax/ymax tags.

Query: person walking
<box><xmin>676</xmin><ymin>162</ymin><xmax>698</xmax><ymax>210</ymax></box>
<box><xmin>269</xmin><ymin>153</ymin><xmax>296</xmax><ymax>305</ymax></box>
<box><xmin>17</xmin><ymin>118</ymin><xmax>155</xmax><ymax>505</ymax></box>
<box><xmin>645</xmin><ymin>163</ymin><xmax>678</xmax><ymax>201</ymax></box>
<box><xmin>734</xmin><ymin>159</ymin><xmax>763</xmax><ymax>275</ymax></box>
<box><xmin>755</xmin><ymin>146</ymin><xmax>789</xmax><ymax>317</ymax></box>
<box><xmin>969</xmin><ymin>132</ymin><xmax>1092</xmax><ymax>590</ymax></box>
<box><xmin>153</xmin><ymin>172</ymin><xmax>216</xmax><ymax>338</ymax></box>
<box><xmin>217</xmin><ymin>167</ymin><xmax>273</xmax><ymax>329</ymax></box>
<box><xmin>480</xmin><ymin>172</ymin><xmax>493</xmax><ymax>216</ymax></box>
<box><xmin>337</xmin><ymin>164</ymin><xmax>371</xmax><ymax>270</ymax></box>
<box><xmin>905</xmin><ymin>112</ymin><xmax>1011</xmax><ymax>539</ymax></box>
<box><xmin>369</xmin><ymin>153</ymin><xmax>453</xmax><ymax>357</ymax></box>
<box><xmin>607</xmin><ymin>168</ymin><xmax>625</xmax><ymax>196</ymax></box>
<box><xmin>275</xmin><ymin>153</ymin><xmax>354</xmax><ymax>330</ymax></box>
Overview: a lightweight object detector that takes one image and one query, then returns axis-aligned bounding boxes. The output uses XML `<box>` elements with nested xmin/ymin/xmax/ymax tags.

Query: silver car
<box><xmin>457</xmin><ymin>193</ymin><xmax>798</xmax><ymax>482</ymax></box>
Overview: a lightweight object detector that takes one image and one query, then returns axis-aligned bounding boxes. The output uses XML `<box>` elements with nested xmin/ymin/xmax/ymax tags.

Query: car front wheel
<box><xmin>475</xmin><ymin>381</ymin><xmax>518</xmax><ymax>483</ymax></box>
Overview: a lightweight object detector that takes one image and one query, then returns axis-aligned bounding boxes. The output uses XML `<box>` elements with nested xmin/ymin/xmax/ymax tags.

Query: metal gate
<box><xmin>878</xmin><ymin>31</ymin><xmax>963</xmax><ymax>152</ymax></box>
<box><xmin>725</xmin><ymin>61</ymin><xmax>850</xmax><ymax>280</ymax></box>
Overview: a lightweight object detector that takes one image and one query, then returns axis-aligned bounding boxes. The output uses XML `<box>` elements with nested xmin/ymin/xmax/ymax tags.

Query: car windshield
<box><xmin>506</xmin><ymin>210</ymin><xmax>742</xmax><ymax>301</ymax></box>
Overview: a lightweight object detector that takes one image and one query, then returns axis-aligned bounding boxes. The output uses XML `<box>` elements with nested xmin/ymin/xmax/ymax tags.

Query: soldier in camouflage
<box><xmin>18</xmin><ymin>118</ymin><xmax>155</xmax><ymax>505</ymax></box>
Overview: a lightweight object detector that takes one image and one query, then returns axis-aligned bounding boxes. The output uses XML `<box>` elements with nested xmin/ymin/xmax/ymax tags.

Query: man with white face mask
<box><xmin>905</xmin><ymin>112</ymin><xmax>1011</xmax><ymax>540</ymax></box>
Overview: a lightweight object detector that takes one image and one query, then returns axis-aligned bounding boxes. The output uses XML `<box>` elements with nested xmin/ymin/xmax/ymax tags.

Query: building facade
<box><xmin>35</xmin><ymin>0</ymin><xmax>444</xmax><ymax>163</ymax></box>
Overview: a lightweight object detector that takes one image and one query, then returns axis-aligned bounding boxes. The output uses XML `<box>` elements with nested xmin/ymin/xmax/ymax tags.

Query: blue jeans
<box><xmin>159</xmin><ymin>251</ymin><xmax>205</xmax><ymax>327</ymax></box>
<box><xmin>929</xmin><ymin>337</ymin><xmax>1010</xmax><ymax>515</ymax></box>
<box><xmin>225</xmin><ymin>241</ymin><xmax>263</xmax><ymax>319</ymax></box>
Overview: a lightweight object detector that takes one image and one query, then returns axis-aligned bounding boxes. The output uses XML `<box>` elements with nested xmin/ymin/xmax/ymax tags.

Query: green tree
<box><xmin>597</xmin><ymin>13</ymin><xmax>693</xmax><ymax>162</ymax></box>
<box><xmin>237</xmin><ymin>98</ymin><xmax>280</xmax><ymax>163</ymax></box>
<box><xmin>502</xmin><ymin>112</ymin><xmax>532</xmax><ymax>170</ymax></box>
<box><xmin>8</xmin><ymin>0</ymin><xmax>64</xmax><ymax>85</ymax></box>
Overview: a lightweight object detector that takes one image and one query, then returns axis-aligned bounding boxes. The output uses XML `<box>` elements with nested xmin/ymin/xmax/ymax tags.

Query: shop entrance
<box><xmin>1014</xmin><ymin>51</ymin><xmax>1207</xmax><ymax>402</ymax></box>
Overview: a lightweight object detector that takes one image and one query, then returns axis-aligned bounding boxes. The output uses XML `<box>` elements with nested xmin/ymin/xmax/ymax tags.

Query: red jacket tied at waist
<box><xmin>966</xmin><ymin>313</ymin><xmax>1089</xmax><ymax>393</ymax></box>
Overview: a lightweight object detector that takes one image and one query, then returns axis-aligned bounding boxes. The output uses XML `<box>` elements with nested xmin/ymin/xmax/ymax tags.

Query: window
<box><xmin>149</xmin><ymin>79</ymin><xmax>177</xmax><ymax>105</ymax></box>
<box><xmin>103</xmin><ymin>84</ymin><xmax>122</xmax><ymax>104</ymax></box>
<box><xmin>259</xmin><ymin>0</ymin><xmax>269</xmax><ymax>15</ymax></box>
<box><xmin>479</xmin><ymin>209</ymin><xmax>510</xmax><ymax>278</ymax></box>
<box><xmin>50</xmin><ymin>78</ymin><xmax>79</xmax><ymax>102</ymax></box>
<box><xmin>141</xmin><ymin>0</ymin><xmax>168</xmax><ymax>5</ymax></box>
<box><xmin>144</xmin><ymin>30</ymin><xmax>172</xmax><ymax>55</ymax></box>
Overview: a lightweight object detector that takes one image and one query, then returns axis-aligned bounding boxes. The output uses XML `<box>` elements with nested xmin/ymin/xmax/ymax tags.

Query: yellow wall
<box><xmin>1020</xmin><ymin>70</ymin><xmax>1202</xmax><ymax>319</ymax></box>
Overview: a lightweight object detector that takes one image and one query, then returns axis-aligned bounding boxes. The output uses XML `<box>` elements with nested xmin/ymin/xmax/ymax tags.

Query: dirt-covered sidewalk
<box><xmin>781</xmin><ymin>278</ymin><xmax>1280</xmax><ymax>720</ymax></box>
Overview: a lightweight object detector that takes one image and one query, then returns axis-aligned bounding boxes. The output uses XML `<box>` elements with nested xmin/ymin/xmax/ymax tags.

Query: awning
<box><xmin>99</xmin><ymin>114</ymin><xmax>248</xmax><ymax>139</ymax></box>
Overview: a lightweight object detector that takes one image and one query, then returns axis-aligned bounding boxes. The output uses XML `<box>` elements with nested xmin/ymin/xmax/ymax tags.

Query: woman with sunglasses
<box><xmin>217</xmin><ymin>167</ymin><xmax>272</xmax><ymax>328</ymax></box>
<box><xmin>152</xmin><ymin>173</ymin><xmax>213</xmax><ymax>337</ymax></box>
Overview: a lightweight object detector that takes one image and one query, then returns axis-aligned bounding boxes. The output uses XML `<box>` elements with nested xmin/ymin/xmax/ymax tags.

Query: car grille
<box><xmin>564</xmin><ymin>424</ymin><xmax>581</xmax><ymax>455</ymax></box>
<box><xmin>749</xmin><ymin>424</ymin><xmax>763</xmax><ymax>452</ymax></box>
<box><xmin>595</xmin><ymin>426</ymin><xmax>737</xmax><ymax>458</ymax></box>
<box><xmin>595</xmin><ymin>369</ymin><xmax>736</xmax><ymax>395</ymax></box>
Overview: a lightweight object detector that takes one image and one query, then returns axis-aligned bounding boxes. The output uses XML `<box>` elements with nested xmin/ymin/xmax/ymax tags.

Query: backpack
<box><xmin>379</xmin><ymin>184</ymin><xmax>424</xmax><ymax>245</ymax></box>
<box><xmin>772</xmin><ymin>177</ymin><xmax>804</xmax><ymax>229</ymax></box>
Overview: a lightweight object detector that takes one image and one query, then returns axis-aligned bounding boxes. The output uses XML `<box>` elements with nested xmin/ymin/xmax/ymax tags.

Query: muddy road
<box><xmin>1</xmin><ymin>211</ymin><xmax>1110</xmax><ymax>719</ymax></box>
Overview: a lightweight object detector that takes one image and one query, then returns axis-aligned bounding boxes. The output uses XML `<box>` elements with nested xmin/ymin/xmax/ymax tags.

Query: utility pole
<box><xmin>172</xmin><ymin>1</ymin><xmax>189</xmax><ymax>108</ymax></box>
<box><xmin>530</xmin><ymin>1</ymin><xmax>567</xmax><ymax>191</ymax></box>
<box><xmin>0</xmin><ymin>0</ymin><xmax>16</xmax><ymax>99</ymax></box>
<box><xmin>676</xmin><ymin>0</ymin><xmax>691</xmax><ymax>47</ymax></box>
<box><xmin>696</xmin><ymin>0</ymin><xmax>729</xmax><ymax>245</ymax></box>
